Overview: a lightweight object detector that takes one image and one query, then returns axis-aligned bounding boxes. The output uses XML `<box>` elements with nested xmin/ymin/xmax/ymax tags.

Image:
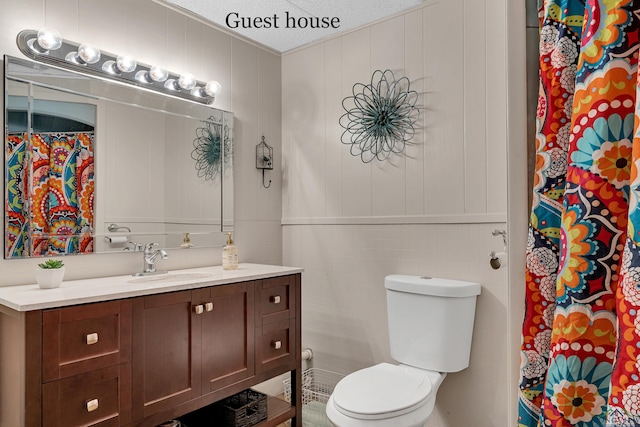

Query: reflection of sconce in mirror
<box><xmin>256</xmin><ymin>135</ymin><xmax>273</xmax><ymax>189</ymax></box>
<box><xmin>16</xmin><ymin>28</ymin><xmax>222</xmax><ymax>105</ymax></box>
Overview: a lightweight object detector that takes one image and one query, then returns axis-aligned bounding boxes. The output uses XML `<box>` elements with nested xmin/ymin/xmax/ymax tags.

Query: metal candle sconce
<box><xmin>256</xmin><ymin>135</ymin><xmax>273</xmax><ymax>188</ymax></box>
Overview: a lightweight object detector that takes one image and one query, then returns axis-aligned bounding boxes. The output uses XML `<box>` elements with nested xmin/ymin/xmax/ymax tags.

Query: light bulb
<box><xmin>178</xmin><ymin>73</ymin><xmax>196</xmax><ymax>90</ymax></box>
<box><xmin>149</xmin><ymin>65</ymin><xmax>168</xmax><ymax>82</ymax></box>
<box><xmin>102</xmin><ymin>60</ymin><xmax>119</xmax><ymax>74</ymax></box>
<box><xmin>28</xmin><ymin>27</ymin><xmax>62</xmax><ymax>54</ymax></box>
<box><xmin>67</xmin><ymin>44</ymin><xmax>100</xmax><ymax>65</ymax></box>
<box><xmin>204</xmin><ymin>80</ymin><xmax>222</xmax><ymax>97</ymax></box>
<box><xmin>164</xmin><ymin>79</ymin><xmax>181</xmax><ymax>91</ymax></box>
<box><xmin>135</xmin><ymin>70</ymin><xmax>152</xmax><ymax>83</ymax></box>
<box><xmin>78</xmin><ymin>44</ymin><xmax>100</xmax><ymax>64</ymax></box>
<box><xmin>37</xmin><ymin>27</ymin><xmax>62</xmax><ymax>51</ymax></box>
<box><xmin>116</xmin><ymin>55</ymin><xmax>137</xmax><ymax>73</ymax></box>
<box><xmin>190</xmin><ymin>80</ymin><xmax>221</xmax><ymax>102</ymax></box>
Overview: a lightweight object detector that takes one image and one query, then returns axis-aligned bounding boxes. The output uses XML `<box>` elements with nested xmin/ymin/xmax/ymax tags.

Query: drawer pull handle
<box><xmin>86</xmin><ymin>398</ymin><xmax>99</xmax><ymax>412</ymax></box>
<box><xmin>270</xmin><ymin>295</ymin><xmax>281</xmax><ymax>304</ymax></box>
<box><xmin>205</xmin><ymin>302</ymin><xmax>214</xmax><ymax>312</ymax></box>
<box><xmin>272</xmin><ymin>340</ymin><xmax>282</xmax><ymax>350</ymax></box>
<box><xmin>194</xmin><ymin>304</ymin><xmax>204</xmax><ymax>315</ymax></box>
<box><xmin>86</xmin><ymin>333</ymin><xmax>99</xmax><ymax>345</ymax></box>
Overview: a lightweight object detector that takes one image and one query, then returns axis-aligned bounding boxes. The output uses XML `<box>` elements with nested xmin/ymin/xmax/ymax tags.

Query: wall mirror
<box><xmin>4</xmin><ymin>55</ymin><xmax>234</xmax><ymax>259</ymax></box>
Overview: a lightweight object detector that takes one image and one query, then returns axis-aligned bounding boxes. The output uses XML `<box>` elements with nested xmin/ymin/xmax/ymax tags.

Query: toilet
<box><xmin>326</xmin><ymin>275</ymin><xmax>481</xmax><ymax>426</ymax></box>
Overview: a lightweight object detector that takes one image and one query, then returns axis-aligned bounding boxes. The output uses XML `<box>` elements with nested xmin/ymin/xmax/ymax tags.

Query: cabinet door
<box><xmin>199</xmin><ymin>282</ymin><xmax>255</xmax><ymax>393</ymax></box>
<box><xmin>132</xmin><ymin>291</ymin><xmax>201</xmax><ymax>420</ymax></box>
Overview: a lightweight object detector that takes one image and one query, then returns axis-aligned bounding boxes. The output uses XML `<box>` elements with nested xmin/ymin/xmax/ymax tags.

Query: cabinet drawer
<box><xmin>43</xmin><ymin>300</ymin><xmax>132</xmax><ymax>382</ymax></box>
<box><xmin>42</xmin><ymin>364</ymin><xmax>131</xmax><ymax>427</ymax></box>
<box><xmin>255</xmin><ymin>318</ymin><xmax>296</xmax><ymax>373</ymax></box>
<box><xmin>255</xmin><ymin>275</ymin><xmax>296</xmax><ymax>326</ymax></box>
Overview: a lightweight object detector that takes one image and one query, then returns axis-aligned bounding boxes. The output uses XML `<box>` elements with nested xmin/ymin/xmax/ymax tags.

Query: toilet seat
<box><xmin>332</xmin><ymin>363</ymin><xmax>433</xmax><ymax>420</ymax></box>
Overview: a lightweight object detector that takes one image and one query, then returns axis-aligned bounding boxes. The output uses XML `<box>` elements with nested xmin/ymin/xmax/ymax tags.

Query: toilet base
<box><xmin>325</xmin><ymin>394</ymin><xmax>435</xmax><ymax>427</ymax></box>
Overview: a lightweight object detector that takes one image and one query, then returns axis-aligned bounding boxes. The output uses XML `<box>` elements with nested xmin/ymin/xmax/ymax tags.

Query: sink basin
<box><xmin>127</xmin><ymin>272</ymin><xmax>214</xmax><ymax>284</ymax></box>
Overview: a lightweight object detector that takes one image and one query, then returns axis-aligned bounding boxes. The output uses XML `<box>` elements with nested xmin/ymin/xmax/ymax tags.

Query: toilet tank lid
<box><xmin>385</xmin><ymin>275</ymin><xmax>481</xmax><ymax>298</ymax></box>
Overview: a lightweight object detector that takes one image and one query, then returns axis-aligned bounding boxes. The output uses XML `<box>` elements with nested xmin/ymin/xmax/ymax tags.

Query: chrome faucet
<box><xmin>133</xmin><ymin>243</ymin><xmax>168</xmax><ymax>276</ymax></box>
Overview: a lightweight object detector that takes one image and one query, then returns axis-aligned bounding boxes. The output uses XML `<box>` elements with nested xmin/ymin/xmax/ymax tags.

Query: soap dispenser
<box><xmin>180</xmin><ymin>232</ymin><xmax>193</xmax><ymax>249</ymax></box>
<box><xmin>222</xmin><ymin>232</ymin><xmax>238</xmax><ymax>270</ymax></box>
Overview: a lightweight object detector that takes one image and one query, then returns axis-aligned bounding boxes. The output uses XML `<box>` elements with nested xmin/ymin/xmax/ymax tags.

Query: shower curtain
<box><xmin>518</xmin><ymin>1</ymin><xmax>640</xmax><ymax>426</ymax></box>
<box><xmin>5</xmin><ymin>132</ymin><xmax>94</xmax><ymax>257</ymax></box>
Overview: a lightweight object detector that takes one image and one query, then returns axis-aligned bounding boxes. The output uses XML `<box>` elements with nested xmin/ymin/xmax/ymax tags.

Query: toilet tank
<box><xmin>385</xmin><ymin>275</ymin><xmax>481</xmax><ymax>373</ymax></box>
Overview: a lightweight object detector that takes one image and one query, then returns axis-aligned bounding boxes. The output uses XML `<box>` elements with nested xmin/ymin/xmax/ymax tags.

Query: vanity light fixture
<box><xmin>16</xmin><ymin>28</ymin><xmax>221</xmax><ymax>105</ymax></box>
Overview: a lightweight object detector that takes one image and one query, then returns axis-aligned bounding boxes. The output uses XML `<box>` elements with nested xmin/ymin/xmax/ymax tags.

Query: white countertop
<box><xmin>0</xmin><ymin>263</ymin><xmax>303</xmax><ymax>312</ymax></box>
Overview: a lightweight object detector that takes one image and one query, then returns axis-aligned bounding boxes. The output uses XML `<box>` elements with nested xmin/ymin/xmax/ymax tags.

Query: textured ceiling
<box><xmin>160</xmin><ymin>0</ymin><xmax>424</xmax><ymax>53</ymax></box>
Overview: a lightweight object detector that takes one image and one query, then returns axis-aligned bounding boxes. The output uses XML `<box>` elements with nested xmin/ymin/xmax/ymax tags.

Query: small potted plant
<box><xmin>35</xmin><ymin>259</ymin><xmax>65</xmax><ymax>289</ymax></box>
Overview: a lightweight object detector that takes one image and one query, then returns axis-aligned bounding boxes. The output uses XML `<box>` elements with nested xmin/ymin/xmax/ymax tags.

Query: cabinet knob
<box><xmin>194</xmin><ymin>304</ymin><xmax>204</xmax><ymax>315</ymax></box>
<box><xmin>205</xmin><ymin>302</ymin><xmax>214</xmax><ymax>312</ymax></box>
<box><xmin>270</xmin><ymin>295</ymin><xmax>281</xmax><ymax>304</ymax></box>
<box><xmin>272</xmin><ymin>340</ymin><xmax>282</xmax><ymax>350</ymax></box>
<box><xmin>86</xmin><ymin>333</ymin><xmax>99</xmax><ymax>345</ymax></box>
<box><xmin>86</xmin><ymin>398</ymin><xmax>99</xmax><ymax>412</ymax></box>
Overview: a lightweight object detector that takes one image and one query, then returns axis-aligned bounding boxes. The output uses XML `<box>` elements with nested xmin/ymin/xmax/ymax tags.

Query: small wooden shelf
<box><xmin>258</xmin><ymin>396</ymin><xmax>296</xmax><ymax>426</ymax></box>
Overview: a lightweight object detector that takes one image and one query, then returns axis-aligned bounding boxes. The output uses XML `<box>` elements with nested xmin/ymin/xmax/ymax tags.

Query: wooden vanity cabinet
<box><xmin>0</xmin><ymin>271</ymin><xmax>302</xmax><ymax>427</ymax></box>
<box><xmin>131</xmin><ymin>282</ymin><xmax>255</xmax><ymax>421</ymax></box>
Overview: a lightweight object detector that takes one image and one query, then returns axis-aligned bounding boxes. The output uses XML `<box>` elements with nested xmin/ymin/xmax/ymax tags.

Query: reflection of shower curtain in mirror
<box><xmin>5</xmin><ymin>132</ymin><xmax>94</xmax><ymax>257</ymax></box>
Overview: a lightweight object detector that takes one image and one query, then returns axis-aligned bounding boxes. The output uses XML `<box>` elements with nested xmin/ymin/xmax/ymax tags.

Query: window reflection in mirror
<box><xmin>4</xmin><ymin>56</ymin><xmax>233</xmax><ymax>259</ymax></box>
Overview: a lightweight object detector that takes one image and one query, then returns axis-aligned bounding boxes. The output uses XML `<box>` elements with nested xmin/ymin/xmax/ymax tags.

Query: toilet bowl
<box><xmin>325</xmin><ymin>275</ymin><xmax>480</xmax><ymax>426</ymax></box>
<box><xmin>326</xmin><ymin>363</ymin><xmax>445</xmax><ymax>427</ymax></box>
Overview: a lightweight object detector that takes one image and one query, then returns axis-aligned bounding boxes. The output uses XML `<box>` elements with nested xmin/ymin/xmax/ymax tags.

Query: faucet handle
<box><xmin>125</xmin><ymin>241</ymin><xmax>143</xmax><ymax>251</ymax></box>
<box><xmin>144</xmin><ymin>242</ymin><xmax>158</xmax><ymax>252</ymax></box>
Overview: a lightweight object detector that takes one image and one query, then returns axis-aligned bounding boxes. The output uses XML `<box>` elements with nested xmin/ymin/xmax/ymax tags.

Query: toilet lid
<box><xmin>332</xmin><ymin>363</ymin><xmax>433</xmax><ymax>420</ymax></box>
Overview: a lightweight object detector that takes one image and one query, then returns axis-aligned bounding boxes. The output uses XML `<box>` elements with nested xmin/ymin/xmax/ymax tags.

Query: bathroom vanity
<box><xmin>0</xmin><ymin>264</ymin><xmax>302</xmax><ymax>427</ymax></box>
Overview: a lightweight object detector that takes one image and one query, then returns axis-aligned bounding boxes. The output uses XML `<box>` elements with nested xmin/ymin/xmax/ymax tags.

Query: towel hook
<box><xmin>107</xmin><ymin>223</ymin><xmax>132</xmax><ymax>233</ymax></box>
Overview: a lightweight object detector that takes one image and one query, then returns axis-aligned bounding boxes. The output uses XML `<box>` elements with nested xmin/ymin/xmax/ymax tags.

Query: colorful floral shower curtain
<box><xmin>5</xmin><ymin>132</ymin><xmax>94</xmax><ymax>257</ymax></box>
<box><xmin>518</xmin><ymin>0</ymin><xmax>640</xmax><ymax>425</ymax></box>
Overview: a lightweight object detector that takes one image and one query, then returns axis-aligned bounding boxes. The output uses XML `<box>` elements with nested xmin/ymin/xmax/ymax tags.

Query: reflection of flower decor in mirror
<box><xmin>340</xmin><ymin>69</ymin><xmax>419</xmax><ymax>163</ymax></box>
<box><xmin>191</xmin><ymin>116</ymin><xmax>232</xmax><ymax>181</ymax></box>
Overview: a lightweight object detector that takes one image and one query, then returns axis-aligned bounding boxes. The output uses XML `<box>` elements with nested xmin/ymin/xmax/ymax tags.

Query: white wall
<box><xmin>0</xmin><ymin>0</ymin><xmax>282</xmax><ymax>285</ymax></box>
<box><xmin>281</xmin><ymin>0</ymin><xmax>522</xmax><ymax>425</ymax></box>
<box><xmin>282</xmin><ymin>2</ymin><xmax>507</xmax><ymax>221</ymax></box>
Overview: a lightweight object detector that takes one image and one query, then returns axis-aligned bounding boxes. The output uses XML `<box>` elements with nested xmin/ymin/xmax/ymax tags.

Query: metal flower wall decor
<box><xmin>191</xmin><ymin>115</ymin><xmax>232</xmax><ymax>181</ymax></box>
<box><xmin>340</xmin><ymin>69</ymin><xmax>419</xmax><ymax>163</ymax></box>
